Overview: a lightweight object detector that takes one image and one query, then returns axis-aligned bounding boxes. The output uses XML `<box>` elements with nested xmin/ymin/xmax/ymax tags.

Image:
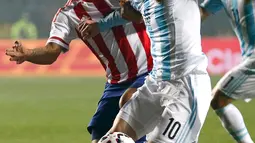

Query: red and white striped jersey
<box><xmin>47</xmin><ymin>0</ymin><xmax>152</xmax><ymax>84</ymax></box>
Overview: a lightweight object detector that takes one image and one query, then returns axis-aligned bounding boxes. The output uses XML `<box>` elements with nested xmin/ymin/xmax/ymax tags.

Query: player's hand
<box><xmin>5</xmin><ymin>41</ymin><xmax>29</xmax><ymax>64</ymax></box>
<box><xmin>77</xmin><ymin>19</ymin><xmax>100</xmax><ymax>40</ymax></box>
<box><xmin>119</xmin><ymin>0</ymin><xmax>142</xmax><ymax>23</ymax></box>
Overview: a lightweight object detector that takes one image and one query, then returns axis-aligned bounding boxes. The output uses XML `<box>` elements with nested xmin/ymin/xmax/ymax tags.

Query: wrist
<box><xmin>24</xmin><ymin>49</ymin><xmax>33</xmax><ymax>61</ymax></box>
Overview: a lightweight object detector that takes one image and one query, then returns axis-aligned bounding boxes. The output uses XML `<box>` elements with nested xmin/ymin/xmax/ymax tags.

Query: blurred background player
<box><xmin>95</xmin><ymin>0</ymin><xmax>212</xmax><ymax>142</ymax></box>
<box><xmin>200</xmin><ymin>0</ymin><xmax>254</xmax><ymax>142</ymax></box>
<box><xmin>5</xmin><ymin>0</ymin><xmax>152</xmax><ymax>143</ymax></box>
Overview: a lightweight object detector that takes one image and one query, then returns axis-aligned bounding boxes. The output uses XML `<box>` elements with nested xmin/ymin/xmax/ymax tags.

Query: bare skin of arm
<box><xmin>120</xmin><ymin>0</ymin><xmax>143</xmax><ymax>23</ymax></box>
<box><xmin>6</xmin><ymin>41</ymin><xmax>62</xmax><ymax>65</ymax></box>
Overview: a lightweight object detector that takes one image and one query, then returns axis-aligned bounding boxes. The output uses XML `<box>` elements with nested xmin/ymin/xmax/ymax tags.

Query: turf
<box><xmin>0</xmin><ymin>76</ymin><xmax>254</xmax><ymax>143</ymax></box>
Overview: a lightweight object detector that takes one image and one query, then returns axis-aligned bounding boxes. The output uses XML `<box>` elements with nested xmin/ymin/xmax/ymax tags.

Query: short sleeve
<box><xmin>200</xmin><ymin>0</ymin><xmax>224</xmax><ymax>14</ymax></box>
<box><xmin>46</xmin><ymin>9</ymin><xmax>77</xmax><ymax>51</ymax></box>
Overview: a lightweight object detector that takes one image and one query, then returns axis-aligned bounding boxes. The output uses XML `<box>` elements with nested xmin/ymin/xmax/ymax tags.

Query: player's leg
<box><xmin>118</xmin><ymin>88</ymin><xmax>147</xmax><ymax>142</ymax></box>
<box><xmin>107</xmin><ymin>76</ymin><xmax>166</xmax><ymax>141</ymax></box>
<box><xmin>211</xmin><ymin>64</ymin><xmax>254</xmax><ymax>143</ymax></box>
<box><xmin>120</xmin><ymin>74</ymin><xmax>148</xmax><ymax>108</ymax></box>
<box><xmin>119</xmin><ymin>74</ymin><xmax>148</xmax><ymax>143</ymax></box>
<box><xmin>89</xmin><ymin>74</ymin><xmax>148</xmax><ymax>143</ymax></box>
<box><xmin>88</xmin><ymin>81</ymin><xmax>135</xmax><ymax>143</ymax></box>
<box><xmin>89</xmin><ymin>95</ymin><xmax>146</xmax><ymax>143</ymax></box>
<box><xmin>119</xmin><ymin>88</ymin><xmax>137</xmax><ymax>108</ymax></box>
<box><xmin>146</xmin><ymin>73</ymin><xmax>211</xmax><ymax>143</ymax></box>
<box><xmin>88</xmin><ymin>96</ymin><xmax>121</xmax><ymax>143</ymax></box>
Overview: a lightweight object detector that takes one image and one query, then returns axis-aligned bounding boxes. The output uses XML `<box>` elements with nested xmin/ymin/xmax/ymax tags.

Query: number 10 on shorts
<box><xmin>162</xmin><ymin>118</ymin><xmax>181</xmax><ymax>139</ymax></box>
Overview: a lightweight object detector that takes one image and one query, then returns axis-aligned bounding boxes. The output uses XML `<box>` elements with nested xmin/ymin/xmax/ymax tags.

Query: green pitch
<box><xmin>0</xmin><ymin>76</ymin><xmax>254</xmax><ymax>143</ymax></box>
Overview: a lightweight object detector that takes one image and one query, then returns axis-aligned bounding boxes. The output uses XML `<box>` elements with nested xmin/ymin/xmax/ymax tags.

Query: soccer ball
<box><xmin>99</xmin><ymin>132</ymin><xmax>135</xmax><ymax>143</ymax></box>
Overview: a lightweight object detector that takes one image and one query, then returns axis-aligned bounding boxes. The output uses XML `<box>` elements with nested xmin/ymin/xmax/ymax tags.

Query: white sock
<box><xmin>215</xmin><ymin>104</ymin><xmax>253</xmax><ymax>143</ymax></box>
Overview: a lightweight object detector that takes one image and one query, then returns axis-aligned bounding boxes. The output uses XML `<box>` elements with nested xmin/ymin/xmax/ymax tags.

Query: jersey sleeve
<box><xmin>47</xmin><ymin>10</ymin><xmax>77</xmax><ymax>51</ymax></box>
<box><xmin>98</xmin><ymin>9</ymin><xmax>129</xmax><ymax>32</ymax></box>
<box><xmin>200</xmin><ymin>0</ymin><xmax>224</xmax><ymax>14</ymax></box>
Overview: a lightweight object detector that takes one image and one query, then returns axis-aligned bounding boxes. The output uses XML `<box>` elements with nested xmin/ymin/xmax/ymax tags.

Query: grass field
<box><xmin>0</xmin><ymin>76</ymin><xmax>254</xmax><ymax>143</ymax></box>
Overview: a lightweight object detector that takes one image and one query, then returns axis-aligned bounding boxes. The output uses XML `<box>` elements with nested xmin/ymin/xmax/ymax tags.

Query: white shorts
<box><xmin>216</xmin><ymin>58</ymin><xmax>255</xmax><ymax>100</ymax></box>
<box><xmin>117</xmin><ymin>73</ymin><xmax>211</xmax><ymax>143</ymax></box>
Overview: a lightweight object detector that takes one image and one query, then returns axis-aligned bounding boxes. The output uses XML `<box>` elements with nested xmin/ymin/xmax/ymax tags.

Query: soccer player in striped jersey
<box><xmin>93</xmin><ymin>0</ymin><xmax>212</xmax><ymax>142</ymax></box>
<box><xmin>5</xmin><ymin>0</ymin><xmax>152</xmax><ymax>143</ymax></box>
<box><xmin>200</xmin><ymin>0</ymin><xmax>255</xmax><ymax>142</ymax></box>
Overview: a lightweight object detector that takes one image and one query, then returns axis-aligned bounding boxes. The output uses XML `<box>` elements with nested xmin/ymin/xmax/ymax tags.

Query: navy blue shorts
<box><xmin>87</xmin><ymin>73</ymin><xmax>148</xmax><ymax>142</ymax></box>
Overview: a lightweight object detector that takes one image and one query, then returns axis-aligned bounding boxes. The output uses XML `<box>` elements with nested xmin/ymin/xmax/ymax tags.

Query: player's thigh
<box><xmin>215</xmin><ymin>63</ymin><xmax>255</xmax><ymax>100</ymax></box>
<box><xmin>147</xmin><ymin>73</ymin><xmax>211</xmax><ymax>143</ymax></box>
<box><xmin>120</xmin><ymin>73</ymin><xmax>148</xmax><ymax>108</ymax></box>
<box><xmin>116</xmin><ymin>77</ymin><xmax>165</xmax><ymax>140</ymax></box>
<box><xmin>120</xmin><ymin>88</ymin><xmax>137</xmax><ymax>108</ymax></box>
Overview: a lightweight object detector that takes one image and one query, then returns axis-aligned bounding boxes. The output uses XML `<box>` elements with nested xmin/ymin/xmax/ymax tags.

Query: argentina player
<box><xmin>200</xmin><ymin>0</ymin><xmax>255</xmax><ymax>142</ymax></box>
<box><xmin>92</xmin><ymin>0</ymin><xmax>212</xmax><ymax>142</ymax></box>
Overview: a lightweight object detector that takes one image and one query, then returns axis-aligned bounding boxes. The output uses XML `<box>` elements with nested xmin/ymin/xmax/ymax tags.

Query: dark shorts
<box><xmin>87</xmin><ymin>73</ymin><xmax>148</xmax><ymax>142</ymax></box>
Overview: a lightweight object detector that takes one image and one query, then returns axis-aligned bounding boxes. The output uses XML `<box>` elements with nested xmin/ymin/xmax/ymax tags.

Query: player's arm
<box><xmin>77</xmin><ymin>1</ymin><xmax>142</xmax><ymax>39</ymax></box>
<box><xmin>200</xmin><ymin>0</ymin><xmax>224</xmax><ymax>21</ymax></box>
<box><xmin>6</xmin><ymin>41</ymin><xmax>62</xmax><ymax>65</ymax></box>
<box><xmin>6</xmin><ymin>10</ymin><xmax>76</xmax><ymax>65</ymax></box>
<box><xmin>78</xmin><ymin>7</ymin><xmax>141</xmax><ymax>39</ymax></box>
<box><xmin>98</xmin><ymin>9</ymin><xmax>129</xmax><ymax>32</ymax></box>
<box><xmin>23</xmin><ymin>42</ymin><xmax>62</xmax><ymax>64</ymax></box>
<box><xmin>77</xmin><ymin>9</ymin><xmax>129</xmax><ymax>39</ymax></box>
<box><xmin>98</xmin><ymin>0</ymin><xmax>143</xmax><ymax>30</ymax></box>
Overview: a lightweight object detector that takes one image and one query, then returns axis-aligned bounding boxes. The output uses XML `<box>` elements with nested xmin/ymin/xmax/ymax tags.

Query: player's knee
<box><xmin>119</xmin><ymin>88</ymin><xmax>137</xmax><ymax>108</ymax></box>
<box><xmin>210</xmin><ymin>89</ymin><xmax>232</xmax><ymax>110</ymax></box>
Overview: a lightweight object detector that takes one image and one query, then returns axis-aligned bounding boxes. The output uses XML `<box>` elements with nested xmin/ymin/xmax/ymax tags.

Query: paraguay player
<box><xmin>5</xmin><ymin>0</ymin><xmax>152</xmax><ymax>143</ymax></box>
<box><xmin>94</xmin><ymin>0</ymin><xmax>212</xmax><ymax>142</ymax></box>
<box><xmin>200</xmin><ymin>0</ymin><xmax>255</xmax><ymax>142</ymax></box>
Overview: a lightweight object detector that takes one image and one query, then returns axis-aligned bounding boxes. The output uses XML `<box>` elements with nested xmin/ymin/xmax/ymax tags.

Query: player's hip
<box><xmin>149</xmin><ymin>54</ymin><xmax>208</xmax><ymax>81</ymax></box>
<box><xmin>144</xmin><ymin>71</ymin><xmax>211</xmax><ymax>99</ymax></box>
<box><xmin>215</xmin><ymin>61</ymin><xmax>255</xmax><ymax>100</ymax></box>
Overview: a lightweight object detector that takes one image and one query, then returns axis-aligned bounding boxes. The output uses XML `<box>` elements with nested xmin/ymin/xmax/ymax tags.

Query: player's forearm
<box><xmin>25</xmin><ymin>43</ymin><xmax>61</xmax><ymax>65</ymax></box>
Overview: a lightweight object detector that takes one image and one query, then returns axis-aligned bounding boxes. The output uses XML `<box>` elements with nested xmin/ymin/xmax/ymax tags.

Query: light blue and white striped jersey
<box><xmin>129</xmin><ymin>0</ymin><xmax>208</xmax><ymax>81</ymax></box>
<box><xmin>201</xmin><ymin>0</ymin><xmax>255</xmax><ymax>59</ymax></box>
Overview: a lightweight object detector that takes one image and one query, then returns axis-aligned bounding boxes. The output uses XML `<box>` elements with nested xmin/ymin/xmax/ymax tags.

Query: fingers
<box><xmin>6</xmin><ymin>41</ymin><xmax>25</xmax><ymax>64</ymax></box>
<box><xmin>77</xmin><ymin>22</ymin><xmax>93</xmax><ymax>40</ymax></box>
<box><xmin>6</xmin><ymin>48</ymin><xmax>23</xmax><ymax>62</ymax></box>
<box><xmin>13</xmin><ymin>41</ymin><xmax>23</xmax><ymax>52</ymax></box>
<box><xmin>77</xmin><ymin>21</ymin><xmax>91</xmax><ymax>39</ymax></box>
<box><xmin>9</xmin><ymin>57</ymin><xmax>19</xmax><ymax>61</ymax></box>
<box><xmin>82</xmin><ymin>25</ymin><xmax>92</xmax><ymax>39</ymax></box>
<box><xmin>9</xmin><ymin>57</ymin><xmax>24</xmax><ymax>64</ymax></box>
<box><xmin>6</xmin><ymin>49</ymin><xmax>16</xmax><ymax>56</ymax></box>
<box><xmin>14</xmin><ymin>41</ymin><xmax>20</xmax><ymax>46</ymax></box>
<box><xmin>78</xmin><ymin>21</ymin><xmax>88</xmax><ymax>31</ymax></box>
<box><xmin>77</xmin><ymin>18</ymin><xmax>100</xmax><ymax>40</ymax></box>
